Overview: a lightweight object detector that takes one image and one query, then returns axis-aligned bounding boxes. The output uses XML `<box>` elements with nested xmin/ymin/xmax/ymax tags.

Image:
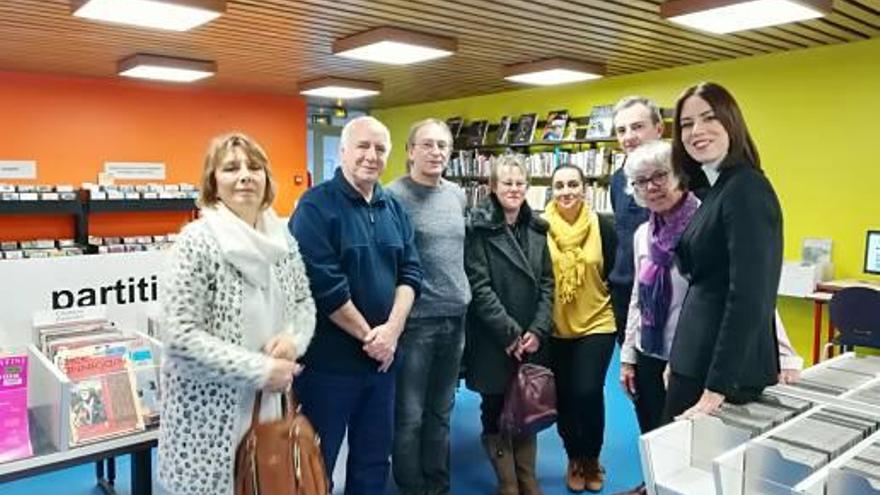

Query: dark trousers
<box><xmin>393</xmin><ymin>316</ymin><xmax>465</xmax><ymax>495</ymax></box>
<box><xmin>662</xmin><ymin>372</ymin><xmax>764</xmax><ymax>424</ymax></box>
<box><xmin>551</xmin><ymin>333</ymin><xmax>616</xmax><ymax>459</ymax></box>
<box><xmin>610</xmin><ymin>282</ymin><xmax>634</xmax><ymax>345</ymax></box>
<box><xmin>479</xmin><ymin>393</ymin><xmax>506</xmax><ymax>435</ymax></box>
<box><xmin>633</xmin><ymin>351</ymin><xmax>668</xmax><ymax>434</ymax></box>
<box><xmin>294</xmin><ymin>367</ymin><xmax>395</xmax><ymax>495</ymax></box>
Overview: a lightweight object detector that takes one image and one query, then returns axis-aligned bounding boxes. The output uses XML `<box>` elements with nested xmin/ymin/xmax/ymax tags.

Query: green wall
<box><xmin>374</xmin><ymin>37</ymin><xmax>880</xmax><ymax>363</ymax></box>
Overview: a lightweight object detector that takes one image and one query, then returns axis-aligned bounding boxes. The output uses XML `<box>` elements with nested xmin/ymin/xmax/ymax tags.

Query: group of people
<box><xmin>156</xmin><ymin>81</ymin><xmax>803</xmax><ymax>495</ymax></box>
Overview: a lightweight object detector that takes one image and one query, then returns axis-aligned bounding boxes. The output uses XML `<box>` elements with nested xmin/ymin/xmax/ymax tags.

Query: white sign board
<box><xmin>103</xmin><ymin>161</ymin><xmax>166</xmax><ymax>180</ymax></box>
<box><xmin>0</xmin><ymin>160</ymin><xmax>37</xmax><ymax>179</ymax></box>
<box><xmin>0</xmin><ymin>251</ymin><xmax>166</xmax><ymax>346</ymax></box>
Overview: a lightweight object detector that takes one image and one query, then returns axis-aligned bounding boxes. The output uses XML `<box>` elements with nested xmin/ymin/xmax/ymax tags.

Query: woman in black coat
<box><xmin>665</xmin><ymin>82</ymin><xmax>783</xmax><ymax>422</ymax></box>
<box><xmin>464</xmin><ymin>154</ymin><xmax>554</xmax><ymax>495</ymax></box>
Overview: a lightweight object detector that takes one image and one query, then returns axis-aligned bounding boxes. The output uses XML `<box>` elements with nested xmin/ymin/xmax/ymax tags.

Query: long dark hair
<box><xmin>672</xmin><ymin>82</ymin><xmax>761</xmax><ymax>175</ymax></box>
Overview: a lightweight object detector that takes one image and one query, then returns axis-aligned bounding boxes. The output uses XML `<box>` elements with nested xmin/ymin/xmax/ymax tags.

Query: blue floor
<box><xmin>1</xmin><ymin>347</ymin><xmax>643</xmax><ymax>494</ymax></box>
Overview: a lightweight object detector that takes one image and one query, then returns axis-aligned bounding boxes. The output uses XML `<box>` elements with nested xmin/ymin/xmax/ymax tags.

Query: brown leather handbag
<box><xmin>234</xmin><ymin>389</ymin><xmax>330</xmax><ymax>495</ymax></box>
<box><xmin>499</xmin><ymin>362</ymin><xmax>557</xmax><ymax>438</ymax></box>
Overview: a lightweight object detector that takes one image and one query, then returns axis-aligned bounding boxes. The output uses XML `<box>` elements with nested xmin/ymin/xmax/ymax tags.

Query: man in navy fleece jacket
<box><xmin>290</xmin><ymin>115</ymin><xmax>422</xmax><ymax>494</ymax></box>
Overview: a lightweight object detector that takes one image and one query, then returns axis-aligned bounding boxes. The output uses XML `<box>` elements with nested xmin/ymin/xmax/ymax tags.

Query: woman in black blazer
<box><xmin>664</xmin><ymin>82</ymin><xmax>783</xmax><ymax>422</ymax></box>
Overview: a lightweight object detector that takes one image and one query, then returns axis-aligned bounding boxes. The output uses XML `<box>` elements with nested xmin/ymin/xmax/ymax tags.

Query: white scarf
<box><xmin>201</xmin><ymin>203</ymin><xmax>289</xmax><ymax>289</ymax></box>
<box><xmin>202</xmin><ymin>203</ymin><xmax>291</xmax><ymax>443</ymax></box>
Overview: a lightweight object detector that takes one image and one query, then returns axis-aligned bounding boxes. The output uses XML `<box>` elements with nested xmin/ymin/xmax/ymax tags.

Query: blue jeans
<box><xmin>294</xmin><ymin>367</ymin><xmax>395</xmax><ymax>495</ymax></box>
<box><xmin>392</xmin><ymin>315</ymin><xmax>466</xmax><ymax>495</ymax></box>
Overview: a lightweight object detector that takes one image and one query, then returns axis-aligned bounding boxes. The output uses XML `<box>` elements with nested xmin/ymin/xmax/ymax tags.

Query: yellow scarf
<box><xmin>545</xmin><ymin>201</ymin><xmax>598</xmax><ymax>303</ymax></box>
<box><xmin>544</xmin><ymin>200</ymin><xmax>614</xmax><ymax>338</ymax></box>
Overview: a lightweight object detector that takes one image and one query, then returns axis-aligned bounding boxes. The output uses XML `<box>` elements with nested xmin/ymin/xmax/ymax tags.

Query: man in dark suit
<box><xmin>608</xmin><ymin>97</ymin><xmax>663</xmax><ymax>344</ymax></box>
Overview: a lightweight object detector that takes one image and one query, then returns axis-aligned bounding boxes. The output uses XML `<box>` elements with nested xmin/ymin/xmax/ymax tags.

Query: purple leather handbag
<box><xmin>499</xmin><ymin>363</ymin><xmax>557</xmax><ymax>438</ymax></box>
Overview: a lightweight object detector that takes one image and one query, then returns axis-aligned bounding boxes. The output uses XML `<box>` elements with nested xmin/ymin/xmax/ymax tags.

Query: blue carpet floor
<box><xmin>1</xmin><ymin>347</ymin><xmax>643</xmax><ymax>494</ymax></box>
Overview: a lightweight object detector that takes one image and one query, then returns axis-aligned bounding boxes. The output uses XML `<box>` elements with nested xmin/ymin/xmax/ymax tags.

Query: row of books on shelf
<box><xmin>0</xmin><ymin>234</ymin><xmax>179</xmax><ymax>260</ymax></box>
<box><xmin>1</xmin><ymin>238</ymin><xmax>85</xmax><ymax>260</ymax></box>
<box><xmin>458</xmin><ymin>183</ymin><xmax>611</xmax><ymax>214</ymax></box>
<box><xmin>446</xmin><ymin>104</ymin><xmax>615</xmax><ymax>147</ymax></box>
<box><xmin>447</xmin><ymin>148</ymin><xmax>624</xmax><ymax>181</ymax></box>
<box><xmin>0</xmin><ymin>182</ymin><xmax>198</xmax><ymax>202</ymax></box>
<box><xmin>87</xmin><ymin>183</ymin><xmax>197</xmax><ymax>201</ymax></box>
<box><xmin>89</xmin><ymin>234</ymin><xmax>177</xmax><ymax>254</ymax></box>
<box><xmin>0</xmin><ymin>183</ymin><xmax>77</xmax><ymax>201</ymax></box>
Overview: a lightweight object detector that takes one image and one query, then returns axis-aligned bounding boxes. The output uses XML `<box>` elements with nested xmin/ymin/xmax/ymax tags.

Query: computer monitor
<box><xmin>865</xmin><ymin>230</ymin><xmax>880</xmax><ymax>275</ymax></box>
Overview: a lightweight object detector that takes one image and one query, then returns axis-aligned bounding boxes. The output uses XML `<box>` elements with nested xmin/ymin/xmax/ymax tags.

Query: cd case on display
<box><xmin>512</xmin><ymin>113</ymin><xmax>537</xmax><ymax>144</ymax></box>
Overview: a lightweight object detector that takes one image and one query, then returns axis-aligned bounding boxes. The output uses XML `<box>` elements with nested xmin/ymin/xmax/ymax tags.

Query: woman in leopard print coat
<box><xmin>157</xmin><ymin>133</ymin><xmax>316</xmax><ymax>495</ymax></box>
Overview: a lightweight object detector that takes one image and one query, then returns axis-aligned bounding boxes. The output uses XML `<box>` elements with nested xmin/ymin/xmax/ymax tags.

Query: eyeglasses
<box><xmin>630</xmin><ymin>170</ymin><xmax>670</xmax><ymax>191</ymax></box>
<box><xmin>416</xmin><ymin>140</ymin><xmax>450</xmax><ymax>152</ymax></box>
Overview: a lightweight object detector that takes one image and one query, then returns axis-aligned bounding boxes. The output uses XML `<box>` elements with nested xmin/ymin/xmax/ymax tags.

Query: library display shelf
<box><xmin>641</xmin><ymin>352</ymin><xmax>880</xmax><ymax>495</ymax></box>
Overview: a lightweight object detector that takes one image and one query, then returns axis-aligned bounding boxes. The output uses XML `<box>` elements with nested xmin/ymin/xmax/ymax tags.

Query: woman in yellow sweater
<box><xmin>544</xmin><ymin>164</ymin><xmax>618</xmax><ymax>493</ymax></box>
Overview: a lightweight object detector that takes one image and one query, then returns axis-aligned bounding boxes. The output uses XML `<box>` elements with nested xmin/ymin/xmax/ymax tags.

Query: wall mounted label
<box><xmin>104</xmin><ymin>161</ymin><xmax>166</xmax><ymax>180</ymax></box>
<box><xmin>0</xmin><ymin>160</ymin><xmax>37</xmax><ymax>179</ymax></box>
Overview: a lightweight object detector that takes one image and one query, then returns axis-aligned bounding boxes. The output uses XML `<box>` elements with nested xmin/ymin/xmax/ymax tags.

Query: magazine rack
<box><xmin>25</xmin><ymin>331</ymin><xmax>161</xmax><ymax>456</ymax></box>
<box><xmin>640</xmin><ymin>353</ymin><xmax>880</xmax><ymax>495</ymax></box>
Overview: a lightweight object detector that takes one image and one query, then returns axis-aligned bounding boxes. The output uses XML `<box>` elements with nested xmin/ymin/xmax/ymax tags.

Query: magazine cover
<box><xmin>0</xmin><ymin>354</ymin><xmax>32</xmax><ymax>463</ymax></box>
<box><xmin>129</xmin><ymin>345</ymin><xmax>160</xmax><ymax>426</ymax></box>
<box><xmin>64</xmin><ymin>354</ymin><xmax>144</xmax><ymax>446</ymax></box>
<box><xmin>563</xmin><ymin>121</ymin><xmax>579</xmax><ymax>141</ymax></box>
<box><xmin>541</xmin><ymin>110</ymin><xmax>569</xmax><ymax>141</ymax></box>
<box><xmin>512</xmin><ymin>113</ymin><xmax>537</xmax><ymax>144</ymax></box>
<box><xmin>585</xmin><ymin>105</ymin><xmax>614</xmax><ymax>139</ymax></box>
<box><xmin>446</xmin><ymin>117</ymin><xmax>464</xmax><ymax>139</ymax></box>
<box><xmin>465</xmin><ymin>120</ymin><xmax>489</xmax><ymax>147</ymax></box>
<box><xmin>496</xmin><ymin>116</ymin><xmax>512</xmax><ymax>144</ymax></box>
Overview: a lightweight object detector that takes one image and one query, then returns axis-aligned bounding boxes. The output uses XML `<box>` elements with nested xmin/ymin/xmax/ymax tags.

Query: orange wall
<box><xmin>0</xmin><ymin>71</ymin><xmax>308</xmax><ymax>241</ymax></box>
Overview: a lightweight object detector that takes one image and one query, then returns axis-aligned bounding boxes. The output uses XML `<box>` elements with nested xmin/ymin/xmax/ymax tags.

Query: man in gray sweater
<box><xmin>387</xmin><ymin>118</ymin><xmax>471</xmax><ymax>495</ymax></box>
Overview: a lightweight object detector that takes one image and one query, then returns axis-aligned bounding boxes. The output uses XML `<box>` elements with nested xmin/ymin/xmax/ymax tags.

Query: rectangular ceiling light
<box><xmin>71</xmin><ymin>0</ymin><xmax>225</xmax><ymax>32</ymax></box>
<box><xmin>299</xmin><ymin>77</ymin><xmax>382</xmax><ymax>100</ymax></box>
<box><xmin>503</xmin><ymin>58</ymin><xmax>605</xmax><ymax>86</ymax></box>
<box><xmin>333</xmin><ymin>27</ymin><xmax>456</xmax><ymax>65</ymax></box>
<box><xmin>661</xmin><ymin>0</ymin><xmax>831</xmax><ymax>34</ymax></box>
<box><xmin>118</xmin><ymin>54</ymin><xmax>216</xmax><ymax>82</ymax></box>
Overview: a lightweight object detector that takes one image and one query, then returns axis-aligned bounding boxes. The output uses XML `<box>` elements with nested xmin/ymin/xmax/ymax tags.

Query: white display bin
<box><xmin>794</xmin><ymin>428</ymin><xmax>880</xmax><ymax>495</ymax></box>
<box><xmin>640</xmin><ymin>415</ymin><xmax>750</xmax><ymax>495</ymax></box>
<box><xmin>639</xmin><ymin>353</ymin><xmax>880</xmax><ymax>495</ymax></box>
<box><xmin>713</xmin><ymin>399</ymin><xmax>880</xmax><ymax>495</ymax></box>
<box><xmin>21</xmin><ymin>331</ymin><xmax>161</xmax><ymax>458</ymax></box>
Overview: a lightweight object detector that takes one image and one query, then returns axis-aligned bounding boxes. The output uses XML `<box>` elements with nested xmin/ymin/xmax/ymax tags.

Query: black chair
<box><xmin>823</xmin><ymin>286</ymin><xmax>880</xmax><ymax>359</ymax></box>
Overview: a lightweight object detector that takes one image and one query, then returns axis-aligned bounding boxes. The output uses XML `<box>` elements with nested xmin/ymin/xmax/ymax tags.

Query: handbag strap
<box><xmin>250</xmin><ymin>390</ymin><xmax>264</xmax><ymax>427</ymax></box>
<box><xmin>282</xmin><ymin>387</ymin><xmax>301</xmax><ymax>418</ymax></box>
<box><xmin>250</xmin><ymin>387</ymin><xmax>301</xmax><ymax>425</ymax></box>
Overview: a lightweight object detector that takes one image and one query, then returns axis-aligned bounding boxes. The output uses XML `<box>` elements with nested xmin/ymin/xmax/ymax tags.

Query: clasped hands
<box><xmin>505</xmin><ymin>331</ymin><xmax>540</xmax><ymax>361</ymax></box>
<box><xmin>363</xmin><ymin>322</ymin><xmax>401</xmax><ymax>373</ymax></box>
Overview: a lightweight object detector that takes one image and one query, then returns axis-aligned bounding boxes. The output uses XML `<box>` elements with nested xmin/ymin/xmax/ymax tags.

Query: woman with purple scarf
<box><xmin>613</xmin><ymin>139</ymin><xmax>801</xmax><ymax>495</ymax></box>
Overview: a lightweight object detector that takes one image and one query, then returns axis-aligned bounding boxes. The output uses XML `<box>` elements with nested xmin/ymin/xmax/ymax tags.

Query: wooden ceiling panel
<box><xmin>0</xmin><ymin>0</ymin><xmax>876</xmax><ymax>108</ymax></box>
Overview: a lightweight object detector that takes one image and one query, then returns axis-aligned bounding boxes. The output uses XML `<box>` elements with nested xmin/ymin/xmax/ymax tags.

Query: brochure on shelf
<box><xmin>0</xmin><ymin>351</ymin><xmax>32</xmax><ymax>463</ymax></box>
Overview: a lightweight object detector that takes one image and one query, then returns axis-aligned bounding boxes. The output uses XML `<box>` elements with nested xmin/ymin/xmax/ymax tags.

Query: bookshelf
<box><xmin>445</xmin><ymin>109</ymin><xmax>673</xmax><ymax>213</ymax></box>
